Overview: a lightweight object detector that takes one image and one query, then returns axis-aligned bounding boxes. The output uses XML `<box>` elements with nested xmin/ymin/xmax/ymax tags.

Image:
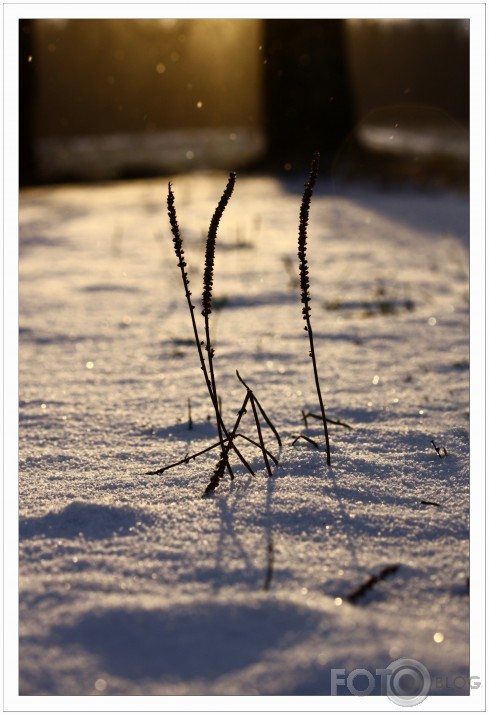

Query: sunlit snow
<box><xmin>19</xmin><ymin>171</ymin><xmax>470</xmax><ymax>697</ymax></box>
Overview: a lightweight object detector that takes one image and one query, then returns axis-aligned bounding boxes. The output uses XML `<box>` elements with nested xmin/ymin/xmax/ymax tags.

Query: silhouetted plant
<box><xmin>202</xmin><ymin>173</ymin><xmax>236</xmax><ymax>478</ymax></box>
<box><xmin>203</xmin><ymin>390</ymin><xmax>252</xmax><ymax>496</ymax></box>
<box><xmin>149</xmin><ymin>155</ymin><xmax>339</xmax><ymax>492</ymax></box>
<box><xmin>291</xmin><ymin>434</ymin><xmax>320</xmax><ymax>449</ymax></box>
<box><xmin>170</xmin><ymin>177</ymin><xmax>251</xmax><ymax>474</ymax></box>
<box><xmin>301</xmin><ymin>409</ymin><xmax>352</xmax><ymax>430</ymax></box>
<box><xmin>236</xmin><ymin>371</ymin><xmax>282</xmax><ymax>450</ymax></box>
<box><xmin>430</xmin><ymin>439</ymin><xmax>447</xmax><ymax>458</ymax></box>
<box><xmin>298</xmin><ymin>152</ymin><xmax>331</xmax><ymax>464</ymax></box>
<box><xmin>149</xmin><ymin>175</ymin><xmax>281</xmax><ymax>495</ymax></box>
<box><xmin>202</xmin><ymin>374</ymin><xmax>281</xmax><ymax>496</ymax></box>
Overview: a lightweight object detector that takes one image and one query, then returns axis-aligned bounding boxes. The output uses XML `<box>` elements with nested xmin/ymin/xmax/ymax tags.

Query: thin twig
<box><xmin>250</xmin><ymin>395</ymin><xmax>273</xmax><ymax>476</ymax></box>
<box><xmin>236</xmin><ymin>371</ymin><xmax>282</xmax><ymax>447</ymax></box>
<box><xmin>235</xmin><ymin>434</ymin><xmax>278</xmax><ymax>464</ymax></box>
<box><xmin>203</xmin><ymin>392</ymin><xmax>254</xmax><ymax>496</ymax></box>
<box><xmin>291</xmin><ymin>434</ymin><xmax>320</xmax><ymax>449</ymax></box>
<box><xmin>303</xmin><ymin>411</ymin><xmax>353</xmax><ymax>429</ymax></box>
<box><xmin>346</xmin><ymin>564</ymin><xmax>401</xmax><ymax>605</ymax></box>
<box><xmin>145</xmin><ymin>440</ymin><xmax>222</xmax><ymax>475</ymax></box>
<box><xmin>145</xmin><ymin>429</ymin><xmax>278</xmax><ymax>477</ymax></box>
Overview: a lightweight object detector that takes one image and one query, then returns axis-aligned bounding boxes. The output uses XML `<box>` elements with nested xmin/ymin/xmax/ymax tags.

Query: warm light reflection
<box><xmin>36</xmin><ymin>19</ymin><xmax>263</xmax><ymax>133</ymax></box>
<box><xmin>34</xmin><ymin>19</ymin><xmax>265</xmax><ymax>178</ymax></box>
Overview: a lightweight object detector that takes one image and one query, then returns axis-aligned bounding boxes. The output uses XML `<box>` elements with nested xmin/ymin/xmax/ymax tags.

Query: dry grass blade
<box><xmin>250</xmin><ymin>395</ymin><xmax>273</xmax><ymax>476</ymax></box>
<box><xmin>346</xmin><ymin>564</ymin><xmax>401</xmax><ymax>604</ymax></box>
<box><xmin>203</xmin><ymin>392</ymin><xmax>253</xmax><ymax>496</ymax></box>
<box><xmin>236</xmin><ymin>371</ymin><xmax>281</xmax><ymax>447</ymax></box>
<box><xmin>158</xmin><ymin>178</ymin><xmax>254</xmax><ymax>487</ymax></box>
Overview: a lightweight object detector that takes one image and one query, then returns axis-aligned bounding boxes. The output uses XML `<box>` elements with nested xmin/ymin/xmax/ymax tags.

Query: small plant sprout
<box><xmin>297</xmin><ymin>152</ymin><xmax>331</xmax><ymax>464</ymax></box>
<box><xmin>431</xmin><ymin>439</ymin><xmax>447</xmax><ymax>458</ymax></box>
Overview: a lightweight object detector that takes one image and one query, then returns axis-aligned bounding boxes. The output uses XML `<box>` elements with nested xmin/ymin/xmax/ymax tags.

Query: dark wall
<box><xmin>345</xmin><ymin>19</ymin><xmax>469</xmax><ymax>125</ymax></box>
<box><xmin>263</xmin><ymin>20</ymin><xmax>355</xmax><ymax>172</ymax></box>
<box><xmin>19</xmin><ymin>20</ymin><xmax>37</xmax><ymax>185</ymax></box>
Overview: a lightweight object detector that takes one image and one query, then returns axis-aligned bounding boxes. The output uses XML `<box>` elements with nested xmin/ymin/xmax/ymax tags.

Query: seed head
<box><xmin>298</xmin><ymin>153</ymin><xmax>319</xmax><ymax>320</ymax></box>
<box><xmin>202</xmin><ymin>172</ymin><xmax>236</xmax><ymax>317</ymax></box>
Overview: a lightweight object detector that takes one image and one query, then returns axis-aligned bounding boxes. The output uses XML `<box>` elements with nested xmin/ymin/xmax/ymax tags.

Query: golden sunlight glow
<box><xmin>34</xmin><ymin>19</ymin><xmax>265</xmax><ymax>176</ymax></box>
<box><xmin>36</xmin><ymin>19</ymin><xmax>263</xmax><ymax>134</ymax></box>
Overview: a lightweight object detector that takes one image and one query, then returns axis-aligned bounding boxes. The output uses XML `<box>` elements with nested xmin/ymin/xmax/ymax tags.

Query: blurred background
<box><xmin>19</xmin><ymin>18</ymin><xmax>469</xmax><ymax>190</ymax></box>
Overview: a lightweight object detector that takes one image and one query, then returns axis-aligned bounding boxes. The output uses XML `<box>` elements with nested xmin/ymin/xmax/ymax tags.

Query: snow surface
<box><xmin>17</xmin><ymin>172</ymin><xmax>471</xmax><ymax>701</ymax></box>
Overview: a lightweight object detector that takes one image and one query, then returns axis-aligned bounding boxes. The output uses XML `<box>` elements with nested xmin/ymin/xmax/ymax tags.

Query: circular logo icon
<box><xmin>386</xmin><ymin>658</ymin><xmax>431</xmax><ymax>706</ymax></box>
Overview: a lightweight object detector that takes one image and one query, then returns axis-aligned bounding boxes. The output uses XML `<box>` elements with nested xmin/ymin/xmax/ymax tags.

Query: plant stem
<box><xmin>204</xmin><ymin>314</ymin><xmax>233</xmax><ymax>478</ymax></box>
<box><xmin>202</xmin><ymin>173</ymin><xmax>237</xmax><ymax>480</ymax></box>
<box><xmin>167</xmin><ymin>181</ymin><xmax>249</xmax><ymax>477</ymax></box>
<box><xmin>297</xmin><ymin>153</ymin><xmax>331</xmax><ymax>464</ymax></box>
<box><xmin>203</xmin><ymin>392</ymin><xmax>254</xmax><ymax>495</ymax></box>
<box><xmin>235</xmin><ymin>434</ymin><xmax>278</xmax><ymax>464</ymax></box>
<box><xmin>167</xmin><ymin>183</ymin><xmax>213</xmax><ymax>397</ymax></box>
<box><xmin>305</xmin><ymin>317</ymin><xmax>331</xmax><ymax>464</ymax></box>
<box><xmin>250</xmin><ymin>395</ymin><xmax>272</xmax><ymax>476</ymax></box>
<box><xmin>146</xmin><ymin>440</ymin><xmax>223</xmax><ymax>475</ymax></box>
<box><xmin>291</xmin><ymin>434</ymin><xmax>320</xmax><ymax>449</ymax></box>
<box><xmin>304</xmin><ymin>412</ymin><xmax>353</xmax><ymax>430</ymax></box>
<box><xmin>236</xmin><ymin>371</ymin><xmax>282</xmax><ymax>447</ymax></box>
<box><xmin>145</xmin><ymin>429</ymin><xmax>277</xmax><ymax>477</ymax></box>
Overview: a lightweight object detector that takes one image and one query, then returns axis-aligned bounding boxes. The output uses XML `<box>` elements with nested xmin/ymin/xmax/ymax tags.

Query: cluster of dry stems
<box><xmin>147</xmin><ymin>153</ymin><xmax>332</xmax><ymax>496</ymax></box>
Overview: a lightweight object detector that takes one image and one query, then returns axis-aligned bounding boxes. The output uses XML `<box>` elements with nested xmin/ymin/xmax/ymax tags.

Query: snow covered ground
<box><xmin>12</xmin><ymin>170</ymin><xmax>480</xmax><ymax>706</ymax></box>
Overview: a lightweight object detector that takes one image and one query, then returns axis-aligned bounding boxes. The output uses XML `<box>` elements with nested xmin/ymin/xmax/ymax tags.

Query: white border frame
<box><xmin>3</xmin><ymin>4</ymin><xmax>486</xmax><ymax>713</ymax></box>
